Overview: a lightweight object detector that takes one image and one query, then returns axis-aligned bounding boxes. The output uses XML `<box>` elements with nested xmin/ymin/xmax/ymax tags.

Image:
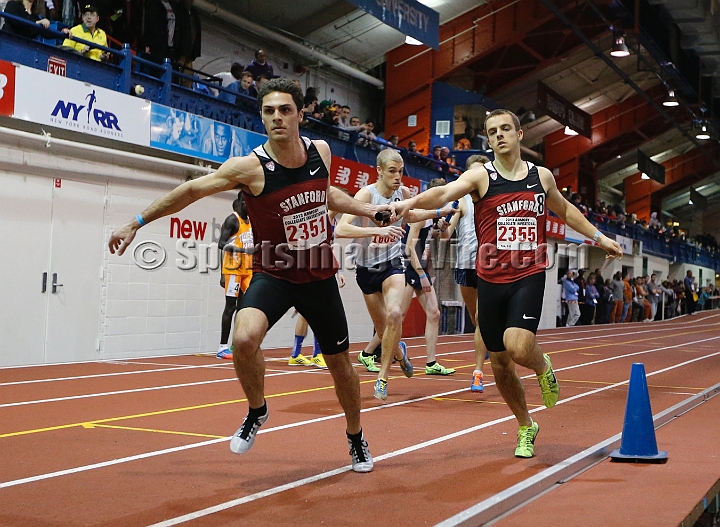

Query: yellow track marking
<box><xmin>2</xmin><ymin>328</ymin><xmax>714</xmax><ymax>439</ymax></box>
<box><xmin>91</xmin><ymin>424</ymin><xmax>225</xmax><ymax>439</ymax></box>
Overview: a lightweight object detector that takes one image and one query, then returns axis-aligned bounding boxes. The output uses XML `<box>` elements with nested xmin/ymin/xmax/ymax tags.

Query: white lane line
<box><xmin>4</xmin><ymin>315</ymin><xmax>711</xmax><ymax>385</ymax></box>
<box><xmin>2</xmin><ymin>335</ymin><xmax>718</xmax><ymax>492</ymax></box>
<box><xmin>145</xmin><ymin>347</ymin><xmax>720</xmax><ymax>527</ymax></box>
<box><xmin>3</xmin><ymin>312</ymin><xmax>713</xmax><ymax>373</ymax></box>
<box><xmin>0</xmin><ymin>370</ymin><xmax>316</xmax><ymax>408</ymax></box>
<box><xmin>4</xmin><ymin>326</ymin><xmax>715</xmax><ymax>407</ymax></box>
<box><xmin>0</xmin><ymin>363</ymin><xmax>233</xmax><ymax>387</ymax></box>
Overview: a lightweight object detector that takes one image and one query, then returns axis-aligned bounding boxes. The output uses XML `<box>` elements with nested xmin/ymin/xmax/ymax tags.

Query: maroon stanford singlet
<box><xmin>244</xmin><ymin>137</ymin><xmax>336</xmax><ymax>284</ymax></box>
<box><xmin>474</xmin><ymin>161</ymin><xmax>548</xmax><ymax>284</ymax></box>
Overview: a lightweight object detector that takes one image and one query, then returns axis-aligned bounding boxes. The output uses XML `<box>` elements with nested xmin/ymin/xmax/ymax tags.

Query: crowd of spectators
<box><xmin>2</xmin><ymin>0</ymin><xmax>202</xmax><ymax>75</ymax></box>
<box><xmin>560</xmin><ymin>267</ymin><xmax>719</xmax><ymax>327</ymax></box>
<box><xmin>560</xmin><ymin>186</ymin><xmax>719</xmax><ymax>257</ymax></box>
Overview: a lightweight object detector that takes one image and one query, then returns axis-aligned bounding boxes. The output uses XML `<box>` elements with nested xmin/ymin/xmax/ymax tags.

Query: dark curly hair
<box><xmin>257</xmin><ymin>77</ymin><xmax>304</xmax><ymax>112</ymax></box>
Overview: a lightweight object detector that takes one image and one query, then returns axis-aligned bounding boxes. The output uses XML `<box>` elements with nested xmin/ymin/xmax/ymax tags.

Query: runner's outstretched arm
<box><xmin>394</xmin><ymin>169</ymin><xmax>481</xmax><ymax>218</ymax></box>
<box><xmin>539</xmin><ymin>167</ymin><xmax>623</xmax><ymax>258</ymax></box>
<box><xmin>109</xmin><ymin>156</ymin><xmax>256</xmax><ymax>255</ymax></box>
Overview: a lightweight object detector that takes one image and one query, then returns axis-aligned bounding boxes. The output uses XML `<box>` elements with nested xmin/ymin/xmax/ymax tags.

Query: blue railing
<box><xmin>587</xmin><ymin>211</ymin><xmax>720</xmax><ymax>271</ymax></box>
<box><xmin>0</xmin><ymin>15</ymin><xmax>447</xmax><ymax>182</ymax></box>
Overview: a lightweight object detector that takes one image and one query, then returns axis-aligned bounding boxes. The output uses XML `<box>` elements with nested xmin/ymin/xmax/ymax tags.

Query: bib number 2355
<box><xmin>497</xmin><ymin>217</ymin><xmax>537</xmax><ymax>250</ymax></box>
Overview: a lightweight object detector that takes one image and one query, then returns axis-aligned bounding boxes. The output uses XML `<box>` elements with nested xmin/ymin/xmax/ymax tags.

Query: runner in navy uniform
<box><xmin>394</xmin><ymin>109</ymin><xmax>623</xmax><ymax>458</ymax></box>
<box><xmin>108</xmin><ymin>78</ymin><xmax>394</xmax><ymax>473</ymax></box>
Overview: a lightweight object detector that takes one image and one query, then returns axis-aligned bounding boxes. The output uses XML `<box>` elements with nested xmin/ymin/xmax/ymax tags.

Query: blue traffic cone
<box><xmin>610</xmin><ymin>363</ymin><xmax>668</xmax><ymax>463</ymax></box>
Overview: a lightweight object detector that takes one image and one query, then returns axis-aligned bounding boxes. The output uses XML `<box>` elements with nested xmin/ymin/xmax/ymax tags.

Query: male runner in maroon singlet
<box><xmin>108</xmin><ymin>78</ymin><xmax>394</xmax><ymax>473</ymax></box>
<box><xmin>394</xmin><ymin>109</ymin><xmax>623</xmax><ymax>458</ymax></box>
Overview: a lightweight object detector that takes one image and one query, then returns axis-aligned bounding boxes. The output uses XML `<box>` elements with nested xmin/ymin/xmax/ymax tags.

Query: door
<box><xmin>44</xmin><ymin>179</ymin><xmax>106</xmax><ymax>363</ymax></box>
<box><xmin>0</xmin><ymin>173</ymin><xmax>53</xmax><ymax>366</ymax></box>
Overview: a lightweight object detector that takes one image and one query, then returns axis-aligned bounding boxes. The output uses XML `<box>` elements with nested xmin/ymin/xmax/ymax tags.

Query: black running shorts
<box><xmin>355</xmin><ymin>257</ymin><xmax>405</xmax><ymax>295</ymax></box>
<box><xmin>476</xmin><ymin>271</ymin><xmax>545</xmax><ymax>352</ymax></box>
<box><xmin>454</xmin><ymin>268</ymin><xmax>477</xmax><ymax>289</ymax></box>
<box><xmin>240</xmin><ymin>272</ymin><xmax>350</xmax><ymax>355</ymax></box>
<box><xmin>405</xmin><ymin>266</ymin><xmax>431</xmax><ymax>290</ymax></box>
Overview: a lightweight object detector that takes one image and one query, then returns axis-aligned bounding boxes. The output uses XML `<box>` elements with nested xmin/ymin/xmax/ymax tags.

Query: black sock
<box><xmin>248</xmin><ymin>402</ymin><xmax>267</xmax><ymax>419</ymax></box>
<box><xmin>346</xmin><ymin>428</ymin><xmax>363</xmax><ymax>441</ymax></box>
<box><xmin>426</xmin><ymin>361</ymin><xmax>436</xmax><ymax>367</ymax></box>
<box><xmin>361</xmin><ymin>351</ymin><xmax>373</xmax><ymax>358</ymax></box>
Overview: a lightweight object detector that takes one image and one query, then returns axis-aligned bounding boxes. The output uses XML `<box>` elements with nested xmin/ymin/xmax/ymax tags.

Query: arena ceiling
<box><xmin>203</xmin><ymin>0</ymin><xmax>485</xmax><ymax>71</ymax></box>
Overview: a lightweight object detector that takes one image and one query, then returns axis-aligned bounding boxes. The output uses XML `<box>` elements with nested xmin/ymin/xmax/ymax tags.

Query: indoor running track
<box><xmin>2</xmin><ymin>312</ymin><xmax>720</xmax><ymax>527</ymax></box>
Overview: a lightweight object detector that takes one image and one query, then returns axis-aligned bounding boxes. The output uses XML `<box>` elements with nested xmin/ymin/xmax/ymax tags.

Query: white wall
<box><xmin>0</xmin><ymin>137</ymin><xmax>374</xmax><ymax>365</ymax></box>
<box><xmin>668</xmin><ymin>263</ymin><xmax>717</xmax><ymax>288</ymax></box>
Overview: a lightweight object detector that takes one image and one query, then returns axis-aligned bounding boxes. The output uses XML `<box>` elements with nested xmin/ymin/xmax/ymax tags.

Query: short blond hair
<box><xmin>376</xmin><ymin>148</ymin><xmax>403</xmax><ymax>169</ymax></box>
<box><xmin>466</xmin><ymin>154</ymin><xmax>490</xmax><ymax>170</ymax></box>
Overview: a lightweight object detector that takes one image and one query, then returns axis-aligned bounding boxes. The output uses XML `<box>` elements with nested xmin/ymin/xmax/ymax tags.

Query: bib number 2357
<box><xmin>283</xmin><ymin>205</ymin><xmax>328</xmax><ymax>250</ymax></box>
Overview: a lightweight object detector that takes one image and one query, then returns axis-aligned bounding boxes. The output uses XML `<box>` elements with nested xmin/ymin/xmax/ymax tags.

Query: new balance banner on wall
<box><xmin>330</xmin><ymin>155</ymin><xmax>421</xmax><ymax>195</ymax></box>
<box><xmin>13</xmin><ymin>64</ymin><xmax>151</xmax><ymax>146</ymax></box>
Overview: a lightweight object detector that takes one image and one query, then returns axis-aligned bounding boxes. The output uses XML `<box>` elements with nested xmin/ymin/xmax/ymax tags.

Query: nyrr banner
<box><xmin>13</xmin><ymin>64</ymin><xmax>150</xmax><ymax>146</ymax></box>
<box><xmin>347</xmin><ymin>0</ymin><xmax>439</xmax><ymax>49</ymax></box>
<box><xmin>150</xmin><ymin>103</ymin><xmax>266</xmax><ymax>163</ymax></box>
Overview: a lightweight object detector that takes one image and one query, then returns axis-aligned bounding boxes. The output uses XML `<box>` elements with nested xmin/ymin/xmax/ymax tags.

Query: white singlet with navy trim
<box><xmin>455</xmin><ymin>194</ymin><xmax>478</xmax><ymax>270</ymax></box>
<box><xmin>352</xmin><ymin>184</ymin><xmax>404</xmax><ymax>268</ymax></box>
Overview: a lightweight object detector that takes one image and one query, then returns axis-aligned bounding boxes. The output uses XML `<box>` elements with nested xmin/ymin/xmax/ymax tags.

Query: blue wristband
<box><xmin>436</xmin><ymin>208</ymin><xmax>441</xmax><ymax>218</ymax></box>
<box><xmin>136</xmin><ymin>214</ymin><xmax>146</xmax><ymax>227</ymax></box>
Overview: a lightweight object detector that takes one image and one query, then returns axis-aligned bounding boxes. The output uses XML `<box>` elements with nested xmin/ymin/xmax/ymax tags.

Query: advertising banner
<box><xmin>616</xmin><ymin>234</ymin><xmax>633</xmax><ymax>255</ymax></box>
<box><xmin>150</xmin><ymin>103</ymin><xmax>266</xmax><ymax>163</ymax></box>
<box><xmin>0</xmin><ymin>59</ymin><xmax>15</xmax><ymax>117</ymax></box>
<box><xmin>13</xmin><ymin>64</ymin><xmax>151</xmax><ymax>146</ymax></box>
<box><xmin>330</xmin><ymin>155</ymin><xmax>421</xmax><ymax>195</ymax></box>
<box><xmin>537</xmin><ymin>81</ymin><xmax>592</xmax><ymax>138</ymax></box>
<box><xmin>347</xmin><ymin>0</ymin><xmax>440</xmax><ymax>49</ymax></box>
<box><xmin>546</xmin><ymin>216</ymin><xmax>567</xmax><ymax>240</ymax></box>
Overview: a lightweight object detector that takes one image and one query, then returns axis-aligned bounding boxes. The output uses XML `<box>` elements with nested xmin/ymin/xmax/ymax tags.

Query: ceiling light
<box><xmin>696</xmin><ymin>121</ymin><xmax>711</xmax><ymax>140</ymax></box>
<box><xmin>641</xmin><ymin>172</ymin><xmax>650</xmax><ymax>180</ymax></box>
<box><xmin>663</xmin><ymin>89</ymin><xmax>679</xmax><ymax>107</ymax></box>
<box><xmin>616</xmin><ymin>155</ymin><xmax>621</xmax><ymax>159</ymax></box>
<box><xmin>610</xmin><ymin>32</ymin><xmax>630</xmax><ymax>58</ymax></box>
<box><xmin>405</xmin><ymin>36</ymin><xmax>422</xmax><ymax>45</ymax></box>
<box><xmin>564</xmin><ymin>126</ymin><xmax>578</xmax><ymax>136</ymax></box>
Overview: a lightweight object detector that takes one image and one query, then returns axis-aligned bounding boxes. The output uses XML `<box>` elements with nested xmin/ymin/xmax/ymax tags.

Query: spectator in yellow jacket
<box><xmin>62</xmin><ymin>4</ymin><xmax>108</xmax><ymax>62</ymax></box>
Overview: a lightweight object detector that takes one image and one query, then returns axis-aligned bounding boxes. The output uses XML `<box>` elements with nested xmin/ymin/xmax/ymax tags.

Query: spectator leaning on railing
<box><xmin>2</xmin><ymin>0</ymin><xmax>51</xmax><ymax>38</ymax></box>
<box><xmin>61</xmin><ymin>4</ymin><xmax>108</xmax><ymax>62</ymax></box>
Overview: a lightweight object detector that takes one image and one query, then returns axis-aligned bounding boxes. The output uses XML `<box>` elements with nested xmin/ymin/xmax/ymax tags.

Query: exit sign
<box><xmin>48</xmin><ymin>57</ymin><xmax>66</xmax><ymax>77</ymax></box>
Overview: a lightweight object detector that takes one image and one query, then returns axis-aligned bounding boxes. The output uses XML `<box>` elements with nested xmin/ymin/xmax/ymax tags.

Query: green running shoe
<box><xmin>425</xmin><ymin>362</ymin><xmax>456</xmax><ymax>375</ymax></box>
<box><xmin>358</xmin><ymin>352</ymin><xmax>380</xmax><ymax>372</ymax></box>
<box><xmin>537</xmin><ymin>353</ymin><xmax>560</xmax><ymax>408</ymax></box>
<box><xmin>514</xmin><ymin>420</ymin><xmax>539</xmax><ymax>458</ymax></box>
<box><xmin>397</xmin><ymin>342</ymin><xmax>413</xmax><ymax>378</ymax></box>
<box><xmin>374</xmin><ymin>378</ymin><xmax>388</xmax><ymax>401</ymax></box>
